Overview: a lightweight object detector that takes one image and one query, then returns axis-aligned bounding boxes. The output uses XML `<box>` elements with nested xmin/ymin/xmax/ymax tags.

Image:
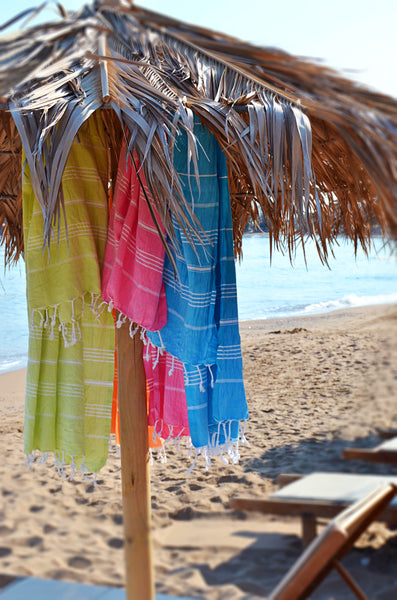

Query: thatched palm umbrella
<box><xmin>1</xmin><ymin>0</ymin><xmax>396</xmax><ymax>266</ymax></box>
<box><xmin>0</xmin><ymin>1</ymin><xmax>396</xmax><ymax>599</ymax></box>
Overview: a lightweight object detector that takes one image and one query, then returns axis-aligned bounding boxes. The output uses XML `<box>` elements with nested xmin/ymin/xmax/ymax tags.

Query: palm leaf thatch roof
<box><xmin>0</xmin><ymin>0</ymin><xmax>396</xmax><ymax>267</ymax></box>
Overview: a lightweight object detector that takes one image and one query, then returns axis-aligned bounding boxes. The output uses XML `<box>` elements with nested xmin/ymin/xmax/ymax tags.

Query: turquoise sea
<box><xmin>1</xmin><ymin>235</ymin><xmax>396</xmax><ymax>374</ymax></box>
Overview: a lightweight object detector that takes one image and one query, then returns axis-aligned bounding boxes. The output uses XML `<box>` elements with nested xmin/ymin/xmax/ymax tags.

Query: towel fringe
<box><xmin>173</xmin><ymin>427</ymin><xmax>185</xmax><ymax>453</ymax></box>
<box><xmin>153</xmin><ymin>347</ymin><xmax>160</xmax><ymax>369</ymax></box>
<box><xmin>164</xmin><ymin>424</ymin><xmax>174</xmax><ymax>445</ymax></box>
<box><xmin>25</xmin><ymin>423</ymin><xmax>247</xmax><ymax>478</ymax></box>
<box><xmin>154</xmin><ymin>418</ymin><xmax>164</xmax><ymax>440</ymax></box>
<box><xmin>24</xmin><ymin>449</ymin><xmax>100</xmax><ymax>482</ymax></box>
<box><xmin>198</xmin><ymin>366</ymin><xmax>205</xmax><ymax>393</ymax></box>
<box><xmin>240</xmin><ymin>420</ymin><xmax>250</xmax><ymax>447</ymax></box>
<box><xmin>54</xmin><ymin>452</ymin><xmax>67</xmax><ymax>479</ymax></box>
<box><xmin>129</xmin><ymin>321</ymin><xmax>140</xmax><ymax>339</ymax></box>
<box><xmin>185</xmin><ymin>419</ymin><xmax>247</xmax><ymax>473</ymax></box>
<box><xmin>158</xmin><ymin>445</ymin><xmax>167</xmax><ymax>464</ymax></box>
<box><xmin>37</xmin><ymin>451</ymin><xmax>49</xmax><ymax>465</ymax></box>
<box><xmin>80</xmin><ymin>456</ymin><xmax>90</xmax><ymax>482</ymax></box>
<box><xmin>148</xmin><ymin>421</ymin><xmax>247</xmax><ymax>474</ymax></box>
<box><xmin>145</xmin><ymin>339</ymin><xmax>151</xmax><ymax>361</ymax></box>
<box><xmin>168</xmin><ymin>355</ymin><xmax>175</xmax><ymax>376</ymax></box>
<box><xmin>187</xmin><ymin>449</ymin><xmax>199</xmax><ymax>475</ymax></box>
<box><xmin>25</xmin><ymin>452</ymin><xmax>35</xmax><ymax>469</ymax></box>
<box><xmin>116</xmin><ymin>311</ymin><xmax>127</xmax><ymax>329</ymax></box>
<box><xmin>29</xmin><ymin>292</ymin><xmax>112</xmax><ymax>348</ymax></box>
<box><xmin>108</xmin><ymin>305</ymin><xmax>152</xmax><ymax>341</ymax></box>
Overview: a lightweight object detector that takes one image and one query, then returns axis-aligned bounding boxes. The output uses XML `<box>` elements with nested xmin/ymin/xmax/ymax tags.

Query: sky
<box><xmin>0</xmin><ymin>0</ymin><xmax>396</xmax><ymax>98</ymax></box>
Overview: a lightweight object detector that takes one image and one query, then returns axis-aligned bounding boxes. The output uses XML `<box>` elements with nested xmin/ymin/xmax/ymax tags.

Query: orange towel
<box><xmin>110</xmin><ymin>323</ymin><xmax>162</xmax><ymax>449</ymax></box>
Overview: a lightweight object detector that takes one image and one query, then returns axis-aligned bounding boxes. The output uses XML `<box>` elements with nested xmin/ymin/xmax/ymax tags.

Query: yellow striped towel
<box><xmin>23</xmin><ymin>113</ymin><xmax>115</xmax><ymax>475</ymax></box>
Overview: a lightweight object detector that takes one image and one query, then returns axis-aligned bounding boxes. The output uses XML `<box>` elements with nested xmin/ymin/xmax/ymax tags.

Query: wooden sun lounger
<box><xmin>342</xmin><ymin>436</ymin><xmax>397</xmax><ymax>465</ymax></box>
<box><xmin>267</xmin><ymin>483</ymin><xmax>397</xmax><ymax>600</ymax></box>
<box><xmin>231</xmin><ymin>472</ymin><xmax>397</xmax><ymax>547</ymax></box>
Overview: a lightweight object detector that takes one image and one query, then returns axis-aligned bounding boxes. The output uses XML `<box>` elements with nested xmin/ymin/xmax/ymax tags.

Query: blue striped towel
<box><xmin>148</xmin><ymin>116</ymin><xmax>248</xmax><ymax>462</ymax></box>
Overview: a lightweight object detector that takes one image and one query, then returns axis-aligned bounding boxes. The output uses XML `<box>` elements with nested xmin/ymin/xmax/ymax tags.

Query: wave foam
<box><xmin>303</xmin><ymin>293</ymin><xmax>397</xmax><ymax>315</ymax></box>
<box><xmin>0</xmin><ymin>358</ymin><xmax>27</xmax><ymax>374</ymax></box>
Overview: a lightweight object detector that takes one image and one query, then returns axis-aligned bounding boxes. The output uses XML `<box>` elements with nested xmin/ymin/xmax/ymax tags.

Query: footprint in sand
<box><xmin>107</xmin><ymin>537</ymin><xmax>124</xmax><ymax>549</ymax></box>
<box><xmin>26</xmin><ymin>536</ymin><xmax>43</xmax><ymax>547</ymax></box>
<box><xmin>165</xmin><ymin>485</ymin><xmax>179</xmax><ymax>492</ymax></box>
<box><xmin>67</xmin><ymin>556</ymin><xmax>92</xmax><ymax>569</ymax></box>
<box><xmin>217</xmin><ymin>475</ymin><xmax>240</xmax><ymax>484</ymax></box>
<box><xmin>209</xmin><ymin>495</ymin><xmax>222</xmax><ymax>503</ymax></box>
<box><xmin>112</xmin><ymin>514</ymin><xmax>123</xmax><ymax>526</ymax></box>
<box><xmin>74</xmin><ymin>496</ymin><xmax>88</xmax><ymax>505</ymax></box>
<box><xmin>170</xmin><ymin>506</ymin><xmax>195</xmax><ymax>520</ymax></box>
<box><xmin>0</xmin><ymin>547</ymin><xmax>12</xmax><ymax>558</ymax></box>
<box><xmin>0</xmin><ymin>526</ymin><xmax>12</xmax><ymax>536</ymax></box>
<box><xmin>29</xmin><ymin>505</ymin><xmax>44</xmax><ymax>513</ymax></box>
<box><xmin>188</xmin><ymin>483</ymin><xmax>204</xmax><ymax>491</ymax></box>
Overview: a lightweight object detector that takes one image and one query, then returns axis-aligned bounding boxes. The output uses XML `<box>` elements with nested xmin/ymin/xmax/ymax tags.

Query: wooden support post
<box><xmin>98</xmin><ymin>34</ymin><xmax>110</xmax><ymax>104</ymax></box>
<box><xmin>117</xmin><ymin>321</ymin><xmax>155</xmax><ymax>600</ymax></box>
<box><xmin>301</xmin><ymin>514</ymin><xmax>317</xmax><ymax>547</ymax></box>
<box><xmin>333</xmin><ymin>560</ymin><xmax>368</xmax><ymax>600</ymax></box>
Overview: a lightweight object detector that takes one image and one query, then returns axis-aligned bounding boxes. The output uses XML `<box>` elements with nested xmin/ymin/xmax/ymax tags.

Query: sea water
<box><xmin>0</xmin><ymin>255</ymin><xmax>28</xmax><ymax>374</ymax></box>
<box><xmin>236</xmin><ymin>235</ymin><xmax>397</xmax><ymax>320</ymax></box>
<box><xmin>0</xmin><ymin>235</ymin><xmax>396</xmax><ymax>373</ymax></box>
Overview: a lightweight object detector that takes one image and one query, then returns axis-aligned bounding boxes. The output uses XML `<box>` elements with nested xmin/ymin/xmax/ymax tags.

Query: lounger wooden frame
<box><xmin>342</xmin><ymin>436</ymin><xmax>397</xmax><ymax>465</ymax></box>
<box><xmin>231</xmin><ymin>473</ymin><xmax>397</xmax><ymax>547</ymax></box>
<box><xmin>237</xmin><ymin>484</ymin><xmax>397</xmax><ymax>600</ymax></box>
<box><xmin>269</xmin><ymin>484</ymin><xmax>396</xmax><ymax>599</ymax></box>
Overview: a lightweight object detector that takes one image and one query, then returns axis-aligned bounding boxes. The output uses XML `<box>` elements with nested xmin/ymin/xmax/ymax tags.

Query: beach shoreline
<box><xmin>2</xmin><ymin>301</ymin><xmax>397</xmax><ymax>376</ymax></box>
<box><xmin>0</xmin><ymin>303</ymin><xmax>396</xmax><ymax>599</ymax></box>
<box><xmin>2</xmin><ymin>231</ymin><xmax>397</xmax><ymax>376</ymax></box>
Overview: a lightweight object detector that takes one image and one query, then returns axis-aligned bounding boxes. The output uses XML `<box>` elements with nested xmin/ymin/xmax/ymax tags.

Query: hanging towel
<box><xmin>143</xmin><ymin>339</ymin><xmax>189</xmax><ymax>443</ymax></box>
<box><xmin>110</xmin><ymin>313</ymin><xmax>121</xmax><ymax>446</ymax></box>
<box><xmin>23</xmin><ymin>114</ymin><xmax>115</xmax><ymax>475</ymax></box>
<box><xmin>148</xmin><ymin>116</ymin><xmax>248</xmax><ymax>457</ymax></box>
<box><xmin>102</xmin><ymin>143</ymin><xmax>167</xmax><ymax>331</ymax></box>
<box><xmin>110</xmin><ymin>329</ymin><xmax>163</xmax><ymax>450</ymax></box>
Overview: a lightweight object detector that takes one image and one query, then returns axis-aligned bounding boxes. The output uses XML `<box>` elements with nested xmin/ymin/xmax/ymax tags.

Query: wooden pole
<box><xmin>117</xmin><ymin>320</ymin><xmax>155</xmax><ymax>600</ymax></box>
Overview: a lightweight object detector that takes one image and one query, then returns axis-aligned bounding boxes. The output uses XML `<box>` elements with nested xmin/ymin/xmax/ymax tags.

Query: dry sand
<box><xmin>0</xmin><ymin>304</ymin><xmax>396</xmax><ymax>599</ymax></box>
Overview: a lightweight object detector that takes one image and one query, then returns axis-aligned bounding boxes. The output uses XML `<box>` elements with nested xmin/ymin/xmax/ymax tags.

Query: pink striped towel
<box><xmin>102</xmin><ymin>144</ymin><xmax>167</xmax><ymax>331</ymax></box>
<box><xmin>144</xmin><ymin>339</ymin><xmax>190</xmax><ymax>442</ymax></box>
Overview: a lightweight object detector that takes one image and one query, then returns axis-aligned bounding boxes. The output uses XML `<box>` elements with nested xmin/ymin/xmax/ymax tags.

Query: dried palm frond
<box><xmin>0</xmin><ymin>1</ymin><xmax>396</xmax><ymax>267</ymax></box>
<box><xmin>0</xmin><ymin>110</ymin><xmax>22</xmax><ymax>266</ymax></box>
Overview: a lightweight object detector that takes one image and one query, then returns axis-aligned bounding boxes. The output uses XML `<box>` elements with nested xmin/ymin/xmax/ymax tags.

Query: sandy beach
<box><xmin>0</xmin><ymin>303</ymin><xmax>396</xmax><ymax>599</ymax></box>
